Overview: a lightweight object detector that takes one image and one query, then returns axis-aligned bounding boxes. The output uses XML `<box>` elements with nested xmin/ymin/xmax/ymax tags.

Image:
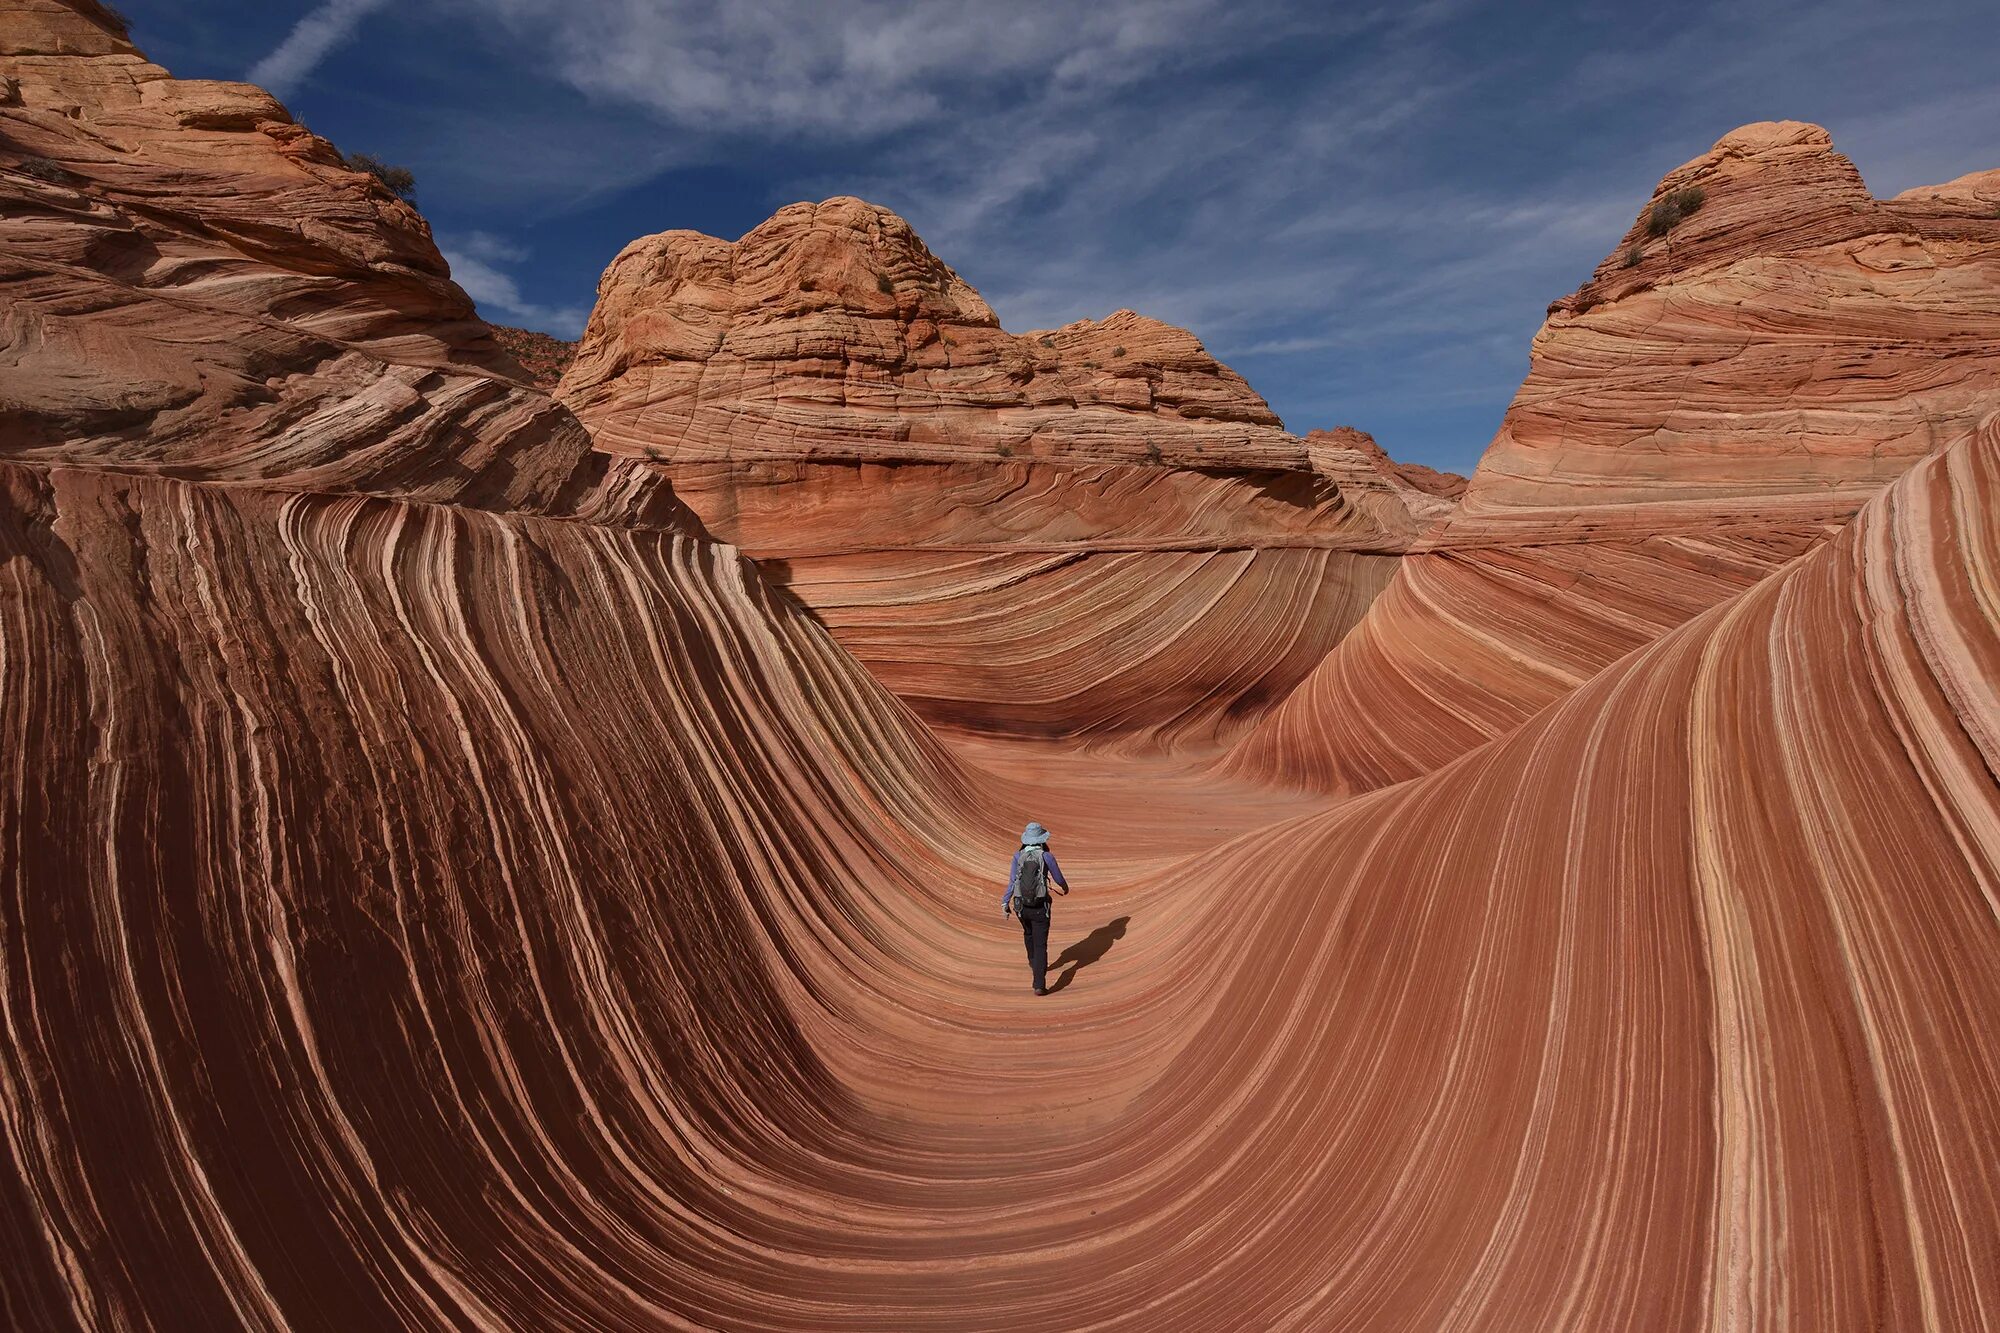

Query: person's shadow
<box><xmin>1046</xmin><ymin>916</ymin><xmax>1129</xmax><ymax>993</ymax></box>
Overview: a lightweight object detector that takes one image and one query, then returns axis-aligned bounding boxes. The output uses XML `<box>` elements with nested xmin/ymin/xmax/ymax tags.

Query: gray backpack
<box><xmin>1012</xmin><ymin>846</ymin><xmax>1049</xmax><ymax>913</ymax></box>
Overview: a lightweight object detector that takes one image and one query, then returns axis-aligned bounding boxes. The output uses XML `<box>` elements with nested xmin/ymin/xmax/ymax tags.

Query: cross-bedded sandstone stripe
<box><xmin>4</xmin><ymin>5</ymin><xmax>1999</xmax><ymax>1327</ymax></box>
<box><xmin>1</xmin><ymin>423</ymin><xmax>1994</xmax><ymax>1330</ymax></box>
<box><xmin>1230</xmin><ymin>127</ymin><xmax>2000</xmax><ymax>798</ymax></box>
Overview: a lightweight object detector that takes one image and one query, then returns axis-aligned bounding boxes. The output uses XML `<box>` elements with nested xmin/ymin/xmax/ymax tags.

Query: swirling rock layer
<box><xmin>558</xmin><ymin>205</ymin><xmax>1450</xmax><ymax>746</ymax></box>
<box><xmin>1232</xmin><ymin>121</ymin><xmax>2000</xmax><ymax>791</ymax></box>
<box><xmin>4</xmin><ymin>8</ymin><xmax>1999</xmax><ymax>1330</ymax></box>
<box><xmin>657</xmin><ymin>454</ymin><xmax>1413</xmax><ymax>748</ymax></box>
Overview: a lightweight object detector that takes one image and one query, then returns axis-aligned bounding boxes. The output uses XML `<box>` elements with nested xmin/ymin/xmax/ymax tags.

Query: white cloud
<box><xmin>1221</xmin><ymin>334</ymin><xmax>1350</xmax><ymax>357</ymax></box>
<box><xmin>247</xmin><ymin>0</ymin><xmax>392</xmax><ymax>97</ymax></box>
<box><xmin>451</xmin><ymin>230</ymin><xmax>530</xmax><ymax>266</ymax></box>
<box><xmin>457</xmin><ymin>0</ymin><xmax>1280</xmax><ymax>139</ymax></box>
<box><xmin>408</xmin><ymin>0</ymin><xmax>1997</xmax><ymax>469</ymax></box>
<box><xmin>439</xmin><ymin>233</ymin><xmax>590</xmax><ymax>337</ymax></box>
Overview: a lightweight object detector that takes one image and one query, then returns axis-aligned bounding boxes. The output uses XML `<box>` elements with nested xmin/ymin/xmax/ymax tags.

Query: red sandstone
<box><xmin>2</xmin><ymin>5</ymin><xmax>1997</xmax><ymax>1329</ymax></box>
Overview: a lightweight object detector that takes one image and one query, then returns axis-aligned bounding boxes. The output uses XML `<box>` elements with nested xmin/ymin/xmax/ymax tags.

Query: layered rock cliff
<box><xmin>558</xmin><ymin>196</ymin><xmax>1302</xmax><ymax>469</ymax></box>
<box><xmin>1232</xmin><ymin>120</ymin><xmax>2000</xmax><ymax>791</ymax></box>
<box><xmin>558</xmin><ymin>198</ymin><xmax>1450</xmax><ymax>748</ymax></box>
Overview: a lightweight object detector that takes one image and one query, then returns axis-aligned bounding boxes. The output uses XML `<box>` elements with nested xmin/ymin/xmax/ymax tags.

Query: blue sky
<box><xmin>130</xmin><ymin>1</ymin><xmax>1998</xmax><ymax>473</ymax></box>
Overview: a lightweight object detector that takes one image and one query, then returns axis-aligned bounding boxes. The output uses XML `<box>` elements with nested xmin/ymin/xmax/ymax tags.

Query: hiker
<box><xmin>1002</xmin><ymin>821</ymin><xmax>1070</xmax><ymax>995</ymax></box>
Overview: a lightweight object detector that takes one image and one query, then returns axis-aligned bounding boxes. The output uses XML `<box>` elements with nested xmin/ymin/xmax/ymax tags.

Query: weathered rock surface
<box><xmin>4</xmin><ymin>9</ymin><xmax>1998</xmax><ymax>1330</ymax></box>
<box><xmin>0</xmin><ymin>0</ymin><xmax>519</xmax><ymax>383</ymax></box>
<box><xmin>1310</xmin><ymin>425</ymin><xmax>1469</xmax><ymax>498</ymax></box>
<box><xmin>1464</xmin><ymin>120</ymin><xmax>2000</xmax><ymax>530</ymax></box>
<box><xmin>1232</xmin><ymin>120</ymin><xmax>2000</xmax><ymax>790</ymax></box>
<box><xmin>490</xmin><ymin>321</ymin><xmax>577</xmax><ymax>389</ymax></box>
<box><xmin>559</xmin><ymin>197</ymin><xmax>1300</xmax><ymax>469</ymax></box>
<box><xmin>559</xmin><ymin>200</ymin><xmax>1448</xmax><ymax>747</ymax></box>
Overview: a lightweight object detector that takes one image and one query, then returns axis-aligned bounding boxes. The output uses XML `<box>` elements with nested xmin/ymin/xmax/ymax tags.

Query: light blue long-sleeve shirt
<box><xmin>1002</xmin><ymin>847</ymin><xmax>1068</xmax><ymax>910</ymax></box>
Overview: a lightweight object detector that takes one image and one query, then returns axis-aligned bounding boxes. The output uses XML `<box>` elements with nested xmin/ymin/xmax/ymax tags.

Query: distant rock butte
<box><xmin>558</xmin><ymin>198</ymin><xmax>1455</xmax><ymax>748</ymax></box>
<box><xmin>1458</xmin><ymin>119</ymin><xmax>2000</xmax><ymax>538</ymax></box>
<box><xmin>560</xmin><ymin>196</ymin><xmax>1306</xmax><ymax>471</ymax></box>
<box><xmin>1308</xmin><ymin>427</ymin><xmax>1468</xmax><ymax>500</ymax></box>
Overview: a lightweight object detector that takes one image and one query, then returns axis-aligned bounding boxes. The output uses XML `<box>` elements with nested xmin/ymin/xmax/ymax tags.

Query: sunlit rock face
<box><xmin>4</xmin><ymin>4</ymin><xmax>1999</xmax><ymax>1329</ymax></box>
<box><xmin>556</xmin><ymin>195</ymin><xmax>1301</xmax><ymax>470</ymax></box>
<box><xmin>558</xmin><ymin>198</ymin><xmax>1452</xmax><ymax>750</ymax></box>
<box><xmin>1230</xmin><ymin>119</ymin><xmax>2000</xmax><ymax>793</ymax></box>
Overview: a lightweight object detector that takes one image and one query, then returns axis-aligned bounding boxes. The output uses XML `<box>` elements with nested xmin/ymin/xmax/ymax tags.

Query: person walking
<box><xmin>1003</xmin><ymin>822</ymin><xmax>1070</xmax><ymax>995</ymax></box>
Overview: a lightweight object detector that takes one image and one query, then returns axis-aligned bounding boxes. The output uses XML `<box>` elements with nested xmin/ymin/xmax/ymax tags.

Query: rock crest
<box><xmin>559</xmin><ymin>195</ymin><xmax>1297</xmax><ymax>469</ymax></box>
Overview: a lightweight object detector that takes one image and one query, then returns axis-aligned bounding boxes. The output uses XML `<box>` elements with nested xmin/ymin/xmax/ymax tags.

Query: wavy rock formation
<box><xmin>1144</xmin><ymin>420</ymin><xmax>1999</xmax><ymax>1328</ymax></box>
<box><xmin>557</xmin><ymin>196</ymin><xmax>1299</xmax><ymax>470</ymax></box>
<box><xmin>1233</xmin><ymin>121</ymin><xmax>2000</xmax><ymax>791</ymax></box>
<box><xmin>558</xmin><ymin>201</ymin><xmax>1449</xmax><ymax>748</ymax></box>
<box><xmin>4</xmin><ymin>6</ymin><xmax>1998</xmax><ymax>1330</ymax></box>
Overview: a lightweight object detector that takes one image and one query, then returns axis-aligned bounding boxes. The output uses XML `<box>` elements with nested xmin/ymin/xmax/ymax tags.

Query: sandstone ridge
<box><xmin>560</xmin><ymin>195</ymin><xmax>1303</xmax><ymax>471</ymax></box>
<box><xmin>1231</xmin><ymin>117</ymin><xmax>2000</xmax><ymax>791</ymax></box>
<box><xmin>558</xmin><ymin>197</ymin><xmax>1455</xmax><ymax>748</ymax></box>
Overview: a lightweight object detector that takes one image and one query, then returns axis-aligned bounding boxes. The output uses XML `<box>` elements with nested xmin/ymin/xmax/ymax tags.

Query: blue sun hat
<box><xmin>1021</xmin><ymin>822</ymin><xmax>1051</xmax><ymax>846</ymax></box>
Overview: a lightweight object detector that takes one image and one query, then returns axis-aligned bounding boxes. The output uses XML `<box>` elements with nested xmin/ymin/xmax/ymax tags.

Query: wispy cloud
<box><xmin>462</xmin><ymin>0</ymin><xmax>1266</xmax><ymax>139</ymax></box>
<box><xmin>254</xmin><ymin>0</ymin><xmax>2000</xmax><ymax>468</ymax></box>
<box><xmin>247</xmin><ymin>0</ymin><xmax>391</xmax><ymax>98</ymax></box>
<box><xmin>439</xmin><ymin>232</ymin><xmax>591</xmax><ymax>337</ymax></box>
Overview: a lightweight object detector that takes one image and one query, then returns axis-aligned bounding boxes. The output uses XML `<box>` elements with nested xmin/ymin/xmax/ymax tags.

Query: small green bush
<box><xmin>14</xmin><ymin>156</ymin><xmax>71</xmax><ymax>183</ymax></box>
<box><xmin>995</xmin><ymin>442</ymin><xmax>1014</xmax><ymax>457</ymax></box>
<box><xmin>1622</xmin><ymin>244</ymin><xmax>1642</xmax><ymax>268</ymax></box>
<box><xmin>875</xmin><ymin>273</ymin><xmax>895</xmax><ymax>295</ymax></box>
<box><xmin>344</xmin><ymin>152</ymin><xmax>416</xmax><ymax>201</ymax></box>
<box><xmin>1645</xmin><ymin>185</ymin><xmax>1706</xmax><ymax>237</ymax></box>
<box><xmin>1038</xmin><ymin>336</ymin><xmax>1055</xmax><ymax>349</ymax></box>
<box><xmin>1112</xmin><ymin>345</ymin><xmax>1126</xmax><ymax>357</ymax></box>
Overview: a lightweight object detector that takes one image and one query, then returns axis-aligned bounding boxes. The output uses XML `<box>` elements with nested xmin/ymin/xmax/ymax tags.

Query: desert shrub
<box><xmin>1039</xmin><ymin>336</ymin><xmax>1055</xmax><ymax>349</ymax></box>
<box><xmin>1645</xmin><ymin>185</ymin><xmax>1706</xmax><ymax>237</ymax></box>
<box><xmin>1144</xmin><ymin>441</ymin><xmax>1163</xmax><ymax>463</ymax></box>
<box><xmin>995</xmin><ymin>442</ymin><xmax>1014</xmax><ymax>457</ymax></box>
<box><xmin>14</xmin><ymin>156</ymin><xmax>71</xmax><ymax>183</ymax></box>
<box><xmin>1113</xmin><ymin>345</ymin><xmax>1126</xmax><ymax>357</ymax></box>
<box><xmin>875</xmin><ymin>273</ymin><xmax>895</xmax><ymax>295</ymax></box>
<box><xmin>344</xmin><ymin>152</ymin><xmax>416</xmax><ymax>201</ymax></box>
<box><xmin>1622</xmin><ymin>244</ymin><xmax>1643</xmax><ymax>268</ymax></box>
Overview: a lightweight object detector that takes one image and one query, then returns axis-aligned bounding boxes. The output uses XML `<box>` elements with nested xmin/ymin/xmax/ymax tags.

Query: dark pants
<box><xmin>1018</xmin><ymin>903</ymin><xmax>1051</xmax><ymax>991</ymax></box>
